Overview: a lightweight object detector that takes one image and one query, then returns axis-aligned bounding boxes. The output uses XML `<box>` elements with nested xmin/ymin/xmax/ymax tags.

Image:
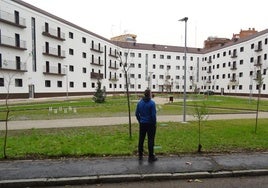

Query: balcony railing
<box><xmin>109</xmin><ymin>51</ymin><xmax>118</xmax><ymax>58</ymax></box>
<box><xmin>43</xmin><ymin>46</ymin><xmax>66</xmax><ymax>58</ymax></box>
<box><xmin>254</xmin><ymin>59</ymin><xmax>262</xmax><ymax>67</ymax></box>
<box><xmin>90</xmin><ymin>44</ymin><xmax>103</xmax><ymax>53</ymax></box>
<box><xmin>0</xmin><ymin>35</ymin><xmax>27</xmax><ymax>50</ymax></box>
<box><xmin>255</xmin><ymin>45</ymin><xmax>262</xmax><ymax>52</ymax></box>
<box><xmin>109</xmin><ymin>76</ymin><xmax>119</xmax><ymax>81</ymax></box>
<box><xmin>90</xmin><ymin>58</ymin><xmax>104</xmax><ymax>66</ymax></box>
<box><xmin>42</xmin><ymin>26</ymin><xmax>65</xmax><ymax>41</ymax></box>
<box><xmin>230</xmin><ymin>78</ymin><xmax>237</xmax><ymax>82</ymax></box>
<box><xmin>90</xmin><ymin>72</ymin><xmax>104</xmax><ymax>79</ymax></box>
<box><xmin>230</xmin><ymin>52</ymin><xmax>237</xmax><ymax>58</ymax></box>
<box><xmin>108</xmin><ymin>63</ymin><xmax>119</xmax><ymax>70</ymax></box>
<box><xmin>0</xmin><ymin>10</ymin><xmax>26</xmax><ymax>28</ymax></box>
<box><xmin>207</xmin><ymin>69</ymin><xmax>212</xmax><ymax>73</ymax></box>
<box><xmin>43</xmin><ymin>66</ymin><xmax>66</xmax><ymax>75</ymax></box>
<box><xmin>0</xmin><ymin>59</ymin><xmax>27</xmax><ymax>72</ymax></box>
<box><xmin>230</xmin><ymin>66</ymin><xmax>237</xmax><ymax>70</ymax></box>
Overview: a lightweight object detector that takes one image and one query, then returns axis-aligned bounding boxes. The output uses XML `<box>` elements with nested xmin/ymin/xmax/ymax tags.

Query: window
<box><xmin>240</xmin><ymin>60</ymin><xmax>243</xmax><ymax>65</ymax></box>
<box><xmin>15</xmin><ymin>33</ymin><xmax>20</xmax><ymax>47</ymax></box>
<box><xmin>223</xmin><ymin>51</ymin><xmax>226</xmax><ymax>56</ymax></box>
<box><xmin>83</xmin><ymin>82</ymin><xmax>86</xmax><ymax>88</ymax></box>
<box><xmin>70</xmin><ymin>82</ymin><xmax>74</xmax><ymax>88</ymax></box>
<box><xmin>160</xmin><ymin>55</ymin><xmax>164</xmax><ymax>59</ymax></box>
<box><xmin>14</xmin><ymin>11</ymin><xmax>20</xmax><ymax>25</ymax></box>
<box><xmin>240</xmin><ymin>47</ymin><xmax>244</xmax><ymax>52</ymax></box>
<box><xmin>138</xmin><ymin>64</ymin><xmax>141</xmax><ymax>68</ymax></box>
<box><xmin>69</xmin><ymin>48</ymin><xmax>74</xmax><ymax>55</ymax></box>
<box><xmin>91</xmin><ymin>83</ymin><xmax>95</xmax><ymax>88</ymax></box>
<box><xmin>138</xmin><ymin>74</ymin><xmax>141</xmax><ymax>79</ymax></box>
<box><xmin>130</xmin><ymin>53</ymin><xmax>135</xmax><ymax>57</ymax></box>
<box><xmin>250</xmin><ymin>57</ymin><xmax>254</xmax><ymax>63</ymax></box>
<box><xmin>82</xmin><ymin>52</ymin><xmax>86</xmax><ymax>58</ymax></box>
<box><xmin>239</xmin><ymin>72</ymin><xmax>243</xmax><ymax>77</ymax></box>
<box><xmin>69</xmin><ymin>65</ymin><xmax>74</xmax><ymax>72</ymax></box>
<box><xmin>176</xmin><ymin>56</ymin><xmax>180</xmax><ymax>60</ymax></box>
<box><xmin>69</xmin><ymin>32</ymin><xmax>74</xmax><ymax>39</ymax></box>
<box><xmin>83</xmin><ymin>67</ymin><xmax>86</xmax><ymax>73</ymax></box>
<box><xmin>251</xmin><ymin>43</ymin><xmax>254</xmax><ymax>49</ymax></box>
<box><xmin>0</xmin><ymin>78</ymin><xmax>4</xmax><ymax>87</ymax></box>
<box><xmin>167</xmin><ymin>55</ymin><xmax>171</xmax><ymax>59</ymax></box>
<box><xmin>57</xmin><ymin>81</ymin><xmax>62</xmax><ymax>87</ymax></box>
<box><xmin>138</xmin><ymin>53</ymin><xmax>142</xmax><ymax>58</ymax></box>
<box><xmin>153</xmin><ymin>64</ymin><xmax>156</xmax><ymax>69</ymax></box>
<box><xmin>45</xmin><ymin>80</ymin><xmax>51</xmax><ymax>87</ymax></box>
<box><xmin>153</xmin><ymin>54</ymin><xmax>156</xmax><ymax>58</ymax></box>
<box><xmin>82</xmin><ymin>37</ymin><xmax>86</xmax><ymax>43</ymax></box>
<box><xmin>159</xmin><ymin>65</ymin><xmax>164</xmax><ymax>69</ymax></box>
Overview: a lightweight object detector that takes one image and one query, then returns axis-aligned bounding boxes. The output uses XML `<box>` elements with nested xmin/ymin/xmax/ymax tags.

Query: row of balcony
<box><xmin>0</xmin><ymin>10</ymin><xmax>26</xmax><ymax>28</ymax></box>
<box><xmin>42</xmin><ymin>26</ymin><xmax>65</xmax><ymax>41</ymax></box>
<box><xmin>207</xmin><ymin>45</ymin><xmax>263</xmax><ymax>64</ymax></box>
<box><xmin>90</xmin><ymin>44</ymin><xmax>104</xmax><ymax>53</ymax></box>
<box><xmin>0</xmin><ymin>59</ymin><xmax>27</xmax><ymax>72</ymax></box>
<box><xmin>43</xmin><ymin>65</ymin><xmax>66</xmax><ymax>75</ymax></box>
<box><xmin>0</xmin><ymin>35</ymin><xmax>27</xmax><ymax>50</ymax></box>
<box><xmin>43</xmin><ymin>46</ymin><xmax>66</xmax><ymax>58</ymax></box>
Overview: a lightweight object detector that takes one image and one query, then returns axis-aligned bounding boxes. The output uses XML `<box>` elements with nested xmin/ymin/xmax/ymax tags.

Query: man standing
<box><xmin>135</xmin><ymin>89</ymin><xmax>157</xmax><ymax>162</ymax></box>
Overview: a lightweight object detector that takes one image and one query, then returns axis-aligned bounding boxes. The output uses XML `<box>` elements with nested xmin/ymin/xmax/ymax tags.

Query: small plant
<box><xmin>93</xmin><ymin>79</ymin><xmax>106</xmax><ymax>103</ymax></box>
<box><xmin>193</xmin><ymin>101</ymin><xmax>208</xmax><ymax>153</ymax></box>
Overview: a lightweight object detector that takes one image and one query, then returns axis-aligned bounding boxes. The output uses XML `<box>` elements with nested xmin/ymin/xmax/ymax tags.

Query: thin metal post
<box><xmin>179</xmin><ymin>17</ymin><xmax>188</xmax><ymax>122</ymax></box>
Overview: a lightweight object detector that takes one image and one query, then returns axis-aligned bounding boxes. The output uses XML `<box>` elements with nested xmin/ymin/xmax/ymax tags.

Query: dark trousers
<box><xmin>138</xmin><ymin>123</ymin><xmax>156</xmax><ymax>158</ymax></box>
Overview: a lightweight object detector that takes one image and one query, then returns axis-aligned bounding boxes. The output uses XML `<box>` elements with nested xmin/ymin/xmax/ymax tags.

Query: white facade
<box><xmin>0</xmin><ymin>0</ymin><xmax>267</xmax><ymax>98</ymax></box>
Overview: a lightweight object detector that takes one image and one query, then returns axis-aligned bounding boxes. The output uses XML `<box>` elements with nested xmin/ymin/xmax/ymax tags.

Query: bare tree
<box><xmin>193</xmin><ymin>101</ymin><xmax>208</xmax><ymax>153</ymax></box>
<box><xmin>1</xmin><ymin>72</ymin><xmax>15</xmax><ymax>158</ymax></box>
<box><xmin>254</xmin><ymin>68</ymin><xmax>263</xmax><ymax>134</ymax></box>
<box><xmin>1</xmin><ymin>53</ymin><xmax>31</xmax><ymax>158</ymax></box>
<box><xmin>117</xmin><ymin>49</ymin><xmax>132</xmax><ymax>139</ymax></box>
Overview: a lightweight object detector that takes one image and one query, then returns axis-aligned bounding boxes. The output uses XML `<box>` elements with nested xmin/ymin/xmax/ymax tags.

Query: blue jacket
<box><xmin>135</xmin><ymin>97</ymin><xmax>157</xmax><ymax>125</ymax></box>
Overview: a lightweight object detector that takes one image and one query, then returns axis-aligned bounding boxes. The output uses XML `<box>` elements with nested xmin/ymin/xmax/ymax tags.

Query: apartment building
<box><xmin>0</xmin><ymin>0</ymin><xmax>267</xmax><ymax>99</ymax></box>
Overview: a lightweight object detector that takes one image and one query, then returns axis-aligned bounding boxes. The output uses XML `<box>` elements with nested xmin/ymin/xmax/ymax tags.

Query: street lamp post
<box><xmin>179</xmin><ymin>17</ymin><xmax>188</xmax><ymax>123</ymax></box>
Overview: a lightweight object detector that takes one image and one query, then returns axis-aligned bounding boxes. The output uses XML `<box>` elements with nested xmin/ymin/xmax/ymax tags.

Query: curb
<box><xmin>1</xmin><ymin>169</ymin><xmax>267</xmax><ymax>188</ymax></box>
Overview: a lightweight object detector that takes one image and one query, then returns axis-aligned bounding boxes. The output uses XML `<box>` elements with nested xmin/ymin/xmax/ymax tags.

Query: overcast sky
<box><xmin>22</xmin><ymin>0</ymin><xmax>267</xmax><ymax>48</ymax></box>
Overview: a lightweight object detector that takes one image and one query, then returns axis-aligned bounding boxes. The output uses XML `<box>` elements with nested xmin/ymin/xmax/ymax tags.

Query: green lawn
<box><xmin>0</xmin><ymin>94</ymin><xmax>267</xmax><ymax>120</ymax></box>
<box><xmin>1</xmin><ymin>119</ymin><xmax>267</xmax><ymax>159</ymax></box>
<box><xmin>1</xmin><ymin>94</ymin><xmax>268</xmax><ymax>159</ymax></box>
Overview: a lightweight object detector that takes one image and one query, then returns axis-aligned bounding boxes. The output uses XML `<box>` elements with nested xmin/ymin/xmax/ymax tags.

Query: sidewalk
<box><xmin>0</xmin><ymin>152</ymin><xmax>267</xmax><ymax>187</ymax></box>
<box><xmin>1</xmin><ymin>112</ymin><xmax>268</xmax><ymax>130</ymax></box>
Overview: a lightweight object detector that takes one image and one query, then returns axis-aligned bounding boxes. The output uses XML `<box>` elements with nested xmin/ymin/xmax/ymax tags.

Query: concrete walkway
<box><xmin>0</xmin><ymin>152</ymin><xmax>267</xmax><ymax>187</ymax></box>
<box><xmin>1</xmin><ymin>112</ymin><xmax>268</xmax><ymax>130</ymax></box>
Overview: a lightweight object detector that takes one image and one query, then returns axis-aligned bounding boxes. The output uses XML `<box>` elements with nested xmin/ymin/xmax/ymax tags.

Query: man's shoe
<box><xmin>148</xmin><ymin>156</ymin><xmax>158</xmax><ymax>163</ymax></box>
